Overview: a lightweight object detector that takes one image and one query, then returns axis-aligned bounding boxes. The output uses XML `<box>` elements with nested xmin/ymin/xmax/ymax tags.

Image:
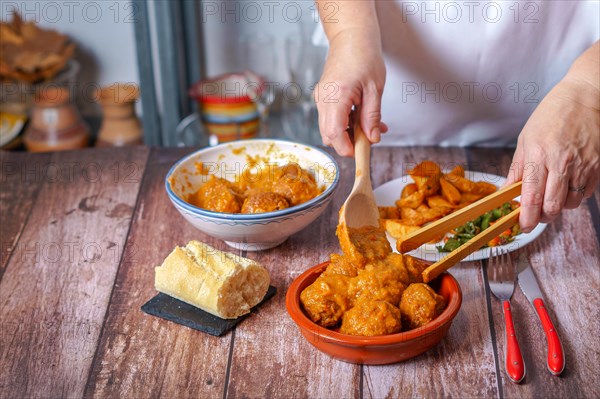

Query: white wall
<box><xmin>1</xmin><ymin>0</ymin><xmax>139</xmax><ymax>116</ymax></box>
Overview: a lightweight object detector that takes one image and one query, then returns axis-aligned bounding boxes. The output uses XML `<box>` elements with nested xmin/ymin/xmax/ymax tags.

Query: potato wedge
<box><xmin>412</xmin><ymin>174</ymin><xmax>440</xmax><ymax>197</ymax></box>
<box><xmin>416</xmin><ymin>204</ymin><xmax>430</xmax><ymax>212</ymax></box>
<box><xmin>412</xmin><ymin>204</ymin><xmax>452</xmax><ymax>224</ymax></box>
<box><xmin>471</xmin><ymin>181</ymin><xmax>498</xmax><ymax>196</ymax></box>
<box><xmin>408</xmin><ymin>160</ymin><xmax>442</xmax><ymax>177</ymax></box>
<box><xmin>401</xmin><ymin>183</ymin><xmax>418</xmax><ymax>199</ymax></box>
<box><xmin>396</xmin><ymin>190</ymin><xmax>424</xmax><ymax>209</ymax></box>
<box><xmin>384</xmin><ymin>219</ymin><xmax>420</xmax><ymax>240</ymax></box>
<box><xmin>400</xmin><ymin>208</ymin><xmax>426</xmax><ymax>226</ymax></box>
<box><xmin>439</xmin><ymin>177</ymin><xmax>461</xmax><ymax>204</ymax></box>
<box><xmin>448</xmin><ymin>165</ymin><xmax>465</xmax><ymax>177</ymax></box>
<box><xmin>378</xmin><ymin>206</ymin><xmax>400</xmax><ymax>220</ymax></box>
<box><xmin>419</xmin><ymin>206</ymin><xmax>453</xmax><ymax>224</ymax></box>
<box><xmin>444</xmin><ymin>174</ymin><xmax>475</xmax><ymax>193</ymax></box>
<box><xmin>410</xmin><ymin>175</ymin><xmax>427</xmax><ymax>187</ymax></box>
<box><xmin>427</xmin><ymin>195</ymin><xmax>456</xmax><ymax>209</ymax></box>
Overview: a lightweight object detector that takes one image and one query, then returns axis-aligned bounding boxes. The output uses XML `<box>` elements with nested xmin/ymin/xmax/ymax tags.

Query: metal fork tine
<box><xmin>505</xmin><ymin>248</ymin><xmax>512</xmax><ymax>280</ymax></box>
<box><xmin>501</xmin><ymin>249</ymin><xmax>506</xmax><ymax>283</ymax></box>
<box><xmin>510</xmin><ymin>250</ymin><xmax>517</xmax><ymax>281</ymax></box>
<box><xmin>488</xmin><ymin>247</ymin><xmax>496</xmax><ymax>279</ymax></box>
<box><xmin>488</xmin><ymin>247</ymin><xmax>514</xmax><ymax>286</ymax></box>
<box><xmin>495</xmin><ymin>247</ymin><xmax>501</xmax><ymax>280</ymax></box>
<box><xmin>496</xmin><ymin>249</ymin><xmax>501</xmax><ymax>282</ymax></box>
<box><xmin>496</xmin><ymin>248</ymin><xmax>500</xmax><ymax>280</ymax></box>
<box><xmin>501</xmin><ymin>248</ymin><xmax>506</xmax><ymax>282</ymax></box>
<box><xmin>498</xmin><ymin>249</ymin><xmax>502</xmax><ymax>281</ymax></box>
<box><xmin>507</xmin><ymin>250</ymin><xmax>512</xmax><ymax>283</ymax></box>
<box><xmin>494</xmin><ymin>248</ymin><xmax>504</xmax><ymax>282</ymax></box>
<box><xmin>507</xmin><ymin>250</ymin><xmax>512</xmax><ymax>282</ymax></box>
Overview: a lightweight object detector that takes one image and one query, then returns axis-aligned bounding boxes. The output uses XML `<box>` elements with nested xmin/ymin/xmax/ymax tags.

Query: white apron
<box><xmin>315</xmin><ymin>1</ymin><xmax>599</xmax><ymax>146</ymax></box>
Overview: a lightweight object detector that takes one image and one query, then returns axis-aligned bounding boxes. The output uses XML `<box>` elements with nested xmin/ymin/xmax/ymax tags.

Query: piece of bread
<box><xmin>155</xmin><ymin>241</ymin><xmax>270</xmax><ymax>319</ymax></box>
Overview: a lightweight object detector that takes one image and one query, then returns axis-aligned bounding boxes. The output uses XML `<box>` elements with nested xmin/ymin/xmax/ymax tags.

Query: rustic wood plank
<box><xmin>85</xmin><ymin>148</ymin><xmax>233</xmax><ymax>399</ymax></box>
<box><xmin>0</xmin><ymin>151</ymin><xmax>52</xmax><ymax>278</ymax></box>
<box><xmin>363</xmin><ymin>147</ymin><xmax>500</xmax><ymax>399</ymax></box>
<box><xmin>0</xmin><ymin>147</ymin><xmax>148</xmax><ymax>398</ymax></box>
<box><xmin>467</xmin><ymin>147</ymin><xmax>600</xmax><ymax>398</ymax></box>
<box><xmin>226</xmin><ymin>149</ymin><xmax>361</xmax><ymax>399</ymax></box>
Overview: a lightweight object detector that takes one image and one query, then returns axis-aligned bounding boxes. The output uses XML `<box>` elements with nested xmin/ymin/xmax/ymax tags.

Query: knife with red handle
<box><xmin>517</xmin><ymin>254</ymin><xmax>565</xmax><ymax>375</ymax></box>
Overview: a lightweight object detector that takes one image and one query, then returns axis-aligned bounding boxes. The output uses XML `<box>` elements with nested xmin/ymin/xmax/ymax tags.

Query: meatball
<box><xmin>241</xmin><ymin>192</ymin><xmax>289</xmax><ymax>214</ymax></box>
<box><xmin>271</xmin><ymin>163</ymin><xmax>321</xmax><ymax>206</ymax></box>
<box><xmin>403</xmin><ymin>255</ymin><xmax>430</xmax><ymax>284</ymax></box>
<box><xmin>379</xmin><ymin>253</ymin><xmax>410</xmax><ymax>286</ymax></box>
<box><xmin>321</xmin><ymin>253</ymin><xmax>360</xmax><ymax>278</ymax></box>
<box><xmin>300</xmin><ymin>274</ymin><xmax>351</xmax><ymax>328</ymax></box>
<box><xmin>399</xmin><ymin>283</ymin><xmax>446</xmax><ymax>330</ymax></box>
<box><xmin>349</xmin><ymin>262</ymin><xmax>406</xmax><ymax>306</ymax></box>
<box><xmin>188</xmin><ymin>176</ymin><xmax>241</xmax><ymax>213</ymax></box>
<box><xmin>340</xmin><ymin>300</ymin><xmax>402</xmax><ymax>336</ymax></box>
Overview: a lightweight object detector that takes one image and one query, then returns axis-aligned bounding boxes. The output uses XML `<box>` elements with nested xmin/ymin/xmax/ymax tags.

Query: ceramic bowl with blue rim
<box><xmin>166</xmin><ymin>139</ymin><xmax>339</xmax><ymax>251</ymax></box>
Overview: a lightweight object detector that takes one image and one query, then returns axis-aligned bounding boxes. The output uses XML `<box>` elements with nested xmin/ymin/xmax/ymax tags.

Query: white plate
<box><xmin>373</xmin><ymin>171</ymin><xmax>547</xmax><ymax>262</ymax></box>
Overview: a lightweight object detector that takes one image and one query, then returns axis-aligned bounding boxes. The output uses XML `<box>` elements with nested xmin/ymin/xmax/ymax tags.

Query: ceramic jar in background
<box><xmin>189</xmin><ymin>73</ymin><xmax>260</xmax><ymax>144</ymax></box>
<box><xmin>95</xmin><ymin>83</ymin><xmax>143</xmax><ymax>147</ymax></box>
<box><xmin>23</xmin><ymin>86</ymin><xmax>90</xmax><ymax>152</ymax></box>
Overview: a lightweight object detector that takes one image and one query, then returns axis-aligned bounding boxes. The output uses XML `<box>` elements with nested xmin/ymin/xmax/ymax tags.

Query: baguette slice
<box><xmin>155</xmin><ymin>241</ymin><xmax>270</xmax><ymax>319</ymax></box>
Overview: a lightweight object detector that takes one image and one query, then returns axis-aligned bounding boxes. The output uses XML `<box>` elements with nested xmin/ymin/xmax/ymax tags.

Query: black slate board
<box><xmin>141</xmin><ymin>286</ymin><xmax>277</xmax><ymax>336</ymax></box>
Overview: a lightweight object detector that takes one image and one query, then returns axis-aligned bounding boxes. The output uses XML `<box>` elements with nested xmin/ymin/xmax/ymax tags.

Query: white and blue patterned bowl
<box><xmin>166</xmin><ymin>139</ymin><xmax>339</xmax><ymax>251</ymax></box>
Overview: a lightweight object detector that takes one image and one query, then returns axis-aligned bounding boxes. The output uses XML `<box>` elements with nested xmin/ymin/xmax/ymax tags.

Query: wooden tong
<box><xmin>397</xmin><ymin>181</ymin><xmax>523</xmax><ymax>282</ymax></box>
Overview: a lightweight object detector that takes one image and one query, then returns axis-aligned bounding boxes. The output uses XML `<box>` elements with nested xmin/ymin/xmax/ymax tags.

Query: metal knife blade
<box><xmin>517</xmin><ymin>254</ymin><xmax>544</xmax><ymax>303</ymax></box>
<box><xmin>516</xmin><ymin>252</ymin><xmax>565</xmax><ymax>375</ymax></box>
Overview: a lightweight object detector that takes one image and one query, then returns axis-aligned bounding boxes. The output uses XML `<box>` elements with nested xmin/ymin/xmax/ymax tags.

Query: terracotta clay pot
<box><xmin>95</xmin><ymin>83</ymin><xmax>143</xmax><ymax>147</ymax></box>
<box><xmin>286</xmin><ymin>261</ymin><xmax>462</xmax><ymax>365</ymax></box>
<box><xmin>23</xmin><ymin>86</ymin><xmax>90</xmax><ymax>152</ymax></box>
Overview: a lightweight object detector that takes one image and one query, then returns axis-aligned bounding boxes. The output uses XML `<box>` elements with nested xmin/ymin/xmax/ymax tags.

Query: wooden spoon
<box><xmin>338</xmin><ymin>109</ymin><xmax>380</xmax><ymax>231</ymax></box>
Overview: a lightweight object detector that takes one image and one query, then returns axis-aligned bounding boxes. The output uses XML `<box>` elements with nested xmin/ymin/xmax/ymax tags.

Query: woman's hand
<box><xmin>505</xmin><ymin>73</ymin><xmax>599</xmax><ymax>233</ymax></box>
<box><xmin>315</xmin><ymin>30</ymin><xmax>388</xmax><ymax>157</ymax></box>
<box><xmin>314</xmin><ymin>0</ymin><xmax>387</xmax><ymax>157</ymax></box>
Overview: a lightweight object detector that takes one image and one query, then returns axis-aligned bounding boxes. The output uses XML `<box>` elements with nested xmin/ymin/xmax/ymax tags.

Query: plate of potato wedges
<box><xmin>375</xmin><ymin>161</ymin><xmax>547</xmax><ymax>262</ymax></box>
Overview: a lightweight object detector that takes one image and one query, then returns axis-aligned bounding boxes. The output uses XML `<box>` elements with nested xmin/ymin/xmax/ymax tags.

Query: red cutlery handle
<box><xmin>503</xmin><ymin>300</ymin><xmax>526</xmax><ymax>383</ymax></box>
<box><xmin>533</xmin><ymin>298</ymin><xmax>565</xmax><ymax>375</ymax></box>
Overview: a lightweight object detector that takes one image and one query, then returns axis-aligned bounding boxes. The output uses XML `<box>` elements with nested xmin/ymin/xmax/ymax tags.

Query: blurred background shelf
<box><xmin>1</xmin><ymin>1</ymin><xmax>325</xmax><ymax>150</ymax></box>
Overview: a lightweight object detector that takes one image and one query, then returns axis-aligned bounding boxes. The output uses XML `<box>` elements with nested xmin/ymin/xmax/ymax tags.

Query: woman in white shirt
<box><xmin>314</xmin><ymin>0</ymin><xmax>599</xmax><ymax>233</ymax></box>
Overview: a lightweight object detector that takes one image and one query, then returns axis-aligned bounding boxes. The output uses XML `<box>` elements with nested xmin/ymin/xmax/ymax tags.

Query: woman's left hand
<box><xmin>505</xmin><ymin>75</ymin><xmax>599</xmax><ymax>233</ymax></box>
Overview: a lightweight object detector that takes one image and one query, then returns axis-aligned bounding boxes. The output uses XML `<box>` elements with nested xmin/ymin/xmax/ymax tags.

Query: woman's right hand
<box><xmin>314</xmin><ymin>28</ymin><xmax>387</xmax><ymax>157</ymax></box>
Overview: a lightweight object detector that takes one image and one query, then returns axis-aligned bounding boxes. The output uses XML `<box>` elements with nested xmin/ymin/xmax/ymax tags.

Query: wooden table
<box><xmin>1</xmin><ymin>146</ymin><xmax>599</xmax><ymax>399</ymax></box>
